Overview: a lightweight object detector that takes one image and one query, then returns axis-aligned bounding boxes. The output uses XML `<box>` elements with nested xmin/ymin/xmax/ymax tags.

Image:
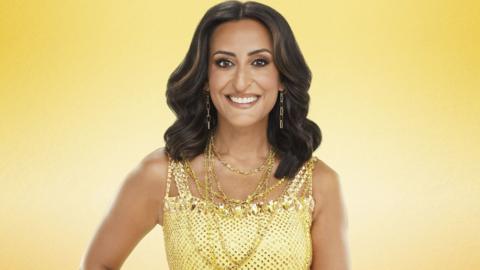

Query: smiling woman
<box><xmin>207</xmin><ymin>19</ymin><xmax>282</xmax><ymax>130</ymax></box>
<box><xmin>80</xmin><ymin>1</ymin><xmax>350</xmax><ymax>270</ymax></box>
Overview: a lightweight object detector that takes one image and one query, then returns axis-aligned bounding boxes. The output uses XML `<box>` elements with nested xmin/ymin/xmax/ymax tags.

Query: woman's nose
<box><xmin>232</xmin><ymin>64</ymin><xmax>253</xmax><ymax>92</ymax></box>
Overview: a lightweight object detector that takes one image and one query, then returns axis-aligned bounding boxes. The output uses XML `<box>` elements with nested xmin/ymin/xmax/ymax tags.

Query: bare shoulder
<box><xmin>134</xmin><ymin>146</ymin><xmax>170</xmax><ymax>200</ymax></box>
<box><xmin>122</xmin><ymin>147</ymin><xmax>170</xmax><ymax>224</ymax></box>
<box><xmin>310</xmin><ymin>156</ymin><xmax>344</xmax><ymax>221</ymax></box>
<box><xmin>136</xmin><ymin>146</ymin><xmax>170</xmax><ymax>181</ymax></box>
<box><xmin>311</xmin><ymin>157</ymin><xmax>341</xmax><ymax>194</ymax></box>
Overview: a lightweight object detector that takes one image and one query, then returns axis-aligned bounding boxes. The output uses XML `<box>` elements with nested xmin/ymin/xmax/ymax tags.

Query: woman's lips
<box><xmin>225</xmin><ymin>95</ymin><xmax>260</xmax><ymax>109</ymax></box>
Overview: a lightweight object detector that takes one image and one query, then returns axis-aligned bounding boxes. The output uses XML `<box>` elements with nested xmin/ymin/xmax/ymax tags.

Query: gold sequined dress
<box><xmin>162</xmin><ymin>155</ymin><xmax>319</xmax><ymax>270</ymax></box>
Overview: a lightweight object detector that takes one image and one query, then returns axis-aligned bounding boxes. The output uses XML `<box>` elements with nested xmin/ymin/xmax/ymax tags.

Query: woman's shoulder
<box><xmin>134</xmin><ymin>147</ymin><xmax>170</xmax><ymax>187</ymax></box>
<box><xmin>309</xmin><ymin>155</ymin><xmax>344</xmax><ymax>217</ymax></box>
<box><xmin>121</xmin><ymin>147</ymin><xmax>171</xmax><ymax>203</ymax></box>
<box><xmin>141</xmin><ymin>146</ymin><xmax>170</xmax><ymax>166</ymax></box>
<box><xmin>310</xmin><ymin>156</ymin><xmax>339</xmax><ymax>190</ymax></box>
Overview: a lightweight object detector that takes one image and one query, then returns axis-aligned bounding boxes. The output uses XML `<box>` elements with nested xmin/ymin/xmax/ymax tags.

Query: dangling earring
<box><xmin>279</xmin><ymin>90</ymin><xmax>284</xmax><ymax>129</ymax></box>
<box><xmin>206</xmin><ymin>93</ymin><xmax>211</xmax><ymax>130</ymax></box>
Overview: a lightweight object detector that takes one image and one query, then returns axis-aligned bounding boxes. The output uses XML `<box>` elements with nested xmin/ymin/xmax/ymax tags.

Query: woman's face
<box><xmin>207</xmin><ymin>19</ymin><xmax>284</xmax><ymax>129</ymax></box>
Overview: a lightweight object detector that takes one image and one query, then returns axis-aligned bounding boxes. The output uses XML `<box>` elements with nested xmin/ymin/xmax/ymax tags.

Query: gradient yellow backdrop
<box><xmin>1</xmin><ymin>0</ymin><xmax>479</xmax><ymax>269</ymax></box>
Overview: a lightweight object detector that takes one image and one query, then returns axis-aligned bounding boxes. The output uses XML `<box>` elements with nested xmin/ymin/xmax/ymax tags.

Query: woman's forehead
<box><xmin>209</xmin><ymin>19</ymin><xmax>273</xmax><ymax>54</ymax></box>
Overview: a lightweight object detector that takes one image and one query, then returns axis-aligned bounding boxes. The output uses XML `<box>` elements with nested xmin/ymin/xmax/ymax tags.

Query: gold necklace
<box><xmin>211</xmin><ymin>134</ymin><xmax>278</xmax><ymax>205</ymax></box>
<box><xmin>189</xmin><ymin>135</ymin><xmax>273</xmax><ymax>205</ymax></box>
<box><xmin>183</xmin><ymin>135</ymin><xmax>290</xmax><ymax>269</ymax></box>
<box><xmin>205</xmin><ymin>138</ymin><xmax>277</xmax><ymax>269</ymax></box>
<box><xmin>183</xmin><ymin>137</ymin><xmax>288</xmax><ymax>208</ymax></box>
<box><xmin>211</xmin><ymin>134</ymin><xmax>273</xmax><ymax>175</ymax></box>
<box><xmin>211</xmin><ymin>168</ymin><xmax>286</xmax><ymax>206</ymax></box>
<box><xmin>184</xmin><ymin>159</ymin><xmax>287</xmax><ymax>210</ymax></box>
<box><xmin>211</xmin><ymin>151</ymin><xmax>274</xmax><ymax>205</ymax></box>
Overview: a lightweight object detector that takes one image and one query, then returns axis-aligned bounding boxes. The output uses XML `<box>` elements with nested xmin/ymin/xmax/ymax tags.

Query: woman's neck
<box><xmin>212</xmin><ymin>120</ymin><xmax>270</xmax><ymax>162</ymax></box>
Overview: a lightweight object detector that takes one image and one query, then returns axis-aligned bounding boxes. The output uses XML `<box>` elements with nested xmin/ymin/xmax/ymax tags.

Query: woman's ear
<box><xmin>279</xmin><ymin>82</ymin><xmax>285</xmax><ymax>92</ymax></box>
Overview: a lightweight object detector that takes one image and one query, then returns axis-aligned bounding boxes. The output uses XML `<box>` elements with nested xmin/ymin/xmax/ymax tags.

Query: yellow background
<box><xmin>1</xmin><ymin>0</ymin><xmax>479</xmax><ymax>269</ymax></box>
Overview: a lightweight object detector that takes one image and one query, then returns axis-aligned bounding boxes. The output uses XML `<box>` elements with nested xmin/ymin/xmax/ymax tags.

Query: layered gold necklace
<box><xmin>211</xmin><ymin>134</ymin><xmax>271</xmax><ymax>176</ymax></box>
<box><xmin>182</xmin><ymin>134</ymin><xmax>288</xmax><ymax>269</ymax></box>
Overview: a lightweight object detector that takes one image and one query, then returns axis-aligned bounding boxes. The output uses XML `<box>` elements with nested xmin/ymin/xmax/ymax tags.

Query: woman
<box><xmin>81</xmin><ymin>1</ymin><xmax>350</xmax><ymax>269</ymax></box>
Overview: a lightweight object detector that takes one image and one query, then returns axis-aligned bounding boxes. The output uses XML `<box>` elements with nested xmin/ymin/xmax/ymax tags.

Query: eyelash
<box><xmin>214</xmin><ymin>58</ymin><xmax>270</xmax><ymax>68</ymax></box>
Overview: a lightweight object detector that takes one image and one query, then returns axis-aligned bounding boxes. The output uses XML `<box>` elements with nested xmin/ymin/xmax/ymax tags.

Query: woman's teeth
<box><xmin>228</xmin><ymin>95</ymin><xmax>259</xmax><ymax>104</ymax></box>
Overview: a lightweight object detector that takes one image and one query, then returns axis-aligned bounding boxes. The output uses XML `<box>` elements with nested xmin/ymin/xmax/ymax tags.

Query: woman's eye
<box><xmin>215</xmin><ymin>59</ymin><xmax>233</xmax><ymax>68</ymax></box>
<box><xmin>214</xmin><ymin>58</ymin><xmax>270</xmax><ymax>69</ymax></box>
<box><xmin>253</xmin><ymin>58</ymin><xmax>269</xmax><ymax>66</ymax></box>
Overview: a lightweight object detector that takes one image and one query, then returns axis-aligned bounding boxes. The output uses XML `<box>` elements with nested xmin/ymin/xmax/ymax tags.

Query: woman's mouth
<box><xmin>225</xmin><ymin>95</ymin><xmax>260</xmax><ymax>108</ymax></box>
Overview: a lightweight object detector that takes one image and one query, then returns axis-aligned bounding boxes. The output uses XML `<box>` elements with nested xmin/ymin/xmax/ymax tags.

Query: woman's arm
<box><xmin>310</xmin><ymin>160</ymin><xmax>351</xmax><ymax>270</ymax></box>
<box><xmin>79</xmin><ymin>148</ymin><xmax>169</xmax><ymax>270</ymax></box>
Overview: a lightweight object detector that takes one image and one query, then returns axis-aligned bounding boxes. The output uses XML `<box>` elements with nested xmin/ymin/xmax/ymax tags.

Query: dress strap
<box><xmin>164</xmin><ymin>153</ymin><xmax>175</xmax><ymax>199</ymax></box>
<box><xmin>172</xmin><ymin>160</ymin><xmax>193</xmax><ymax>198</ymax></box>
<box><xmin>164</xmin><ymin>156</ymin><xmax>193</xmax><ymax>199</ymax></box>
<box><xmin>301</xmin><ymin>156</ymin><xmax>319</xmax><ymax>198</ymax></box>
<box><xmin>286</xmin><ymin>156</ymin><xmax>318</xmax><ymax>197</ymax></box>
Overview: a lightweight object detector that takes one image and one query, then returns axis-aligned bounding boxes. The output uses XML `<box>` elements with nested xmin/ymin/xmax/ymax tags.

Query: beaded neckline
<box><xmin>163</xmin><ymin>157</ymin><xmax>317</xmax><ymax>218</ymax></box>
<box><xmin>164</xmin><ymin>193</ymin><xmax>315</xmax><ymax>218</ymax></box>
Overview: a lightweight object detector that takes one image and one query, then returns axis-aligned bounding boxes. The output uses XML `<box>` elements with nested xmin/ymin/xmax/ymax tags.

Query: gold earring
<box><xmin>279</xmin><ymin>91</ymin><xmax>284</xmax><ymax>129</ymax></box>
<box><xmin>206</xmin><ymin>93</ymin><xmax>211</xmax><ymax>130</ymax></box>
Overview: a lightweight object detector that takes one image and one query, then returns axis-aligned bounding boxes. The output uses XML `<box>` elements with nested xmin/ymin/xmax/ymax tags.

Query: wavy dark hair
<box><xmin>164</xmin><ymin>0</ymin><xmax>321</xmax><ymax>179</ymax></box>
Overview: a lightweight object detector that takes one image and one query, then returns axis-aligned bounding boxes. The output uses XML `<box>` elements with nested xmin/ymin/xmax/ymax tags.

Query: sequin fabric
<box><xmin>162</xmin><ymin>155</ymin><xmax>319</xmax><ymax>270</ymax></box>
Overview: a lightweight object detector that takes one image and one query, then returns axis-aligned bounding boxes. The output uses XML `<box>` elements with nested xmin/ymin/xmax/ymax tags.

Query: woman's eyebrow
<box><xmin>211</xmin><ymin>48</ymin><xmax>272</xmax><ymax>57</ymax></box>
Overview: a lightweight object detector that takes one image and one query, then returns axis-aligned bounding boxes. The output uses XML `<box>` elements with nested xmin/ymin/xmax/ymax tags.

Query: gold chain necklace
<box><xmin>205</xmin><ymin>137</ymin><xmax>276</xmax><ymax>269</ymax></box>
<box><xmin>208</xmin><ymin>135</ymin><xmax>285</xmax><ymax>206</ymax></box>
<box><xmin>183</xmin><ymin>135</ymin><xmax>281</xmax><ymax>269</ymax></box>
<box><xmin>185</xmin><ymin>159</ymin><xmax>288</xmax><ymax>206</ymax></box>
<box><xmin>211</xmin><ymin>134</ymin><xmax>272</xmax><ymax>175</ymax></box>
<box><xmin>185</xmin><ymin>135</ymin><xmax>280</xmax><ymax>206</ymax></box>
<box><xmin>211</xmin><ymin>167</ymin><xmax>286</xmax><ymax>205</ymax></box>
<box><xmin>210</xmin><ymin>150</ymin><xmax>273</xmax><ymax>205</ymax></box>
<box><xmin>184</xmin><ymin>161</ymin><xmax>276</xmax><ymax>205</ymax></box>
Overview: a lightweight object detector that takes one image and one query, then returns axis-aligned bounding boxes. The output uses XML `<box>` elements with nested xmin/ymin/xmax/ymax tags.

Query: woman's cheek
<box><xmin>255</xmin><ymin>74</ymin><xmax>280</xmax><ymax>91</ymax></box>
